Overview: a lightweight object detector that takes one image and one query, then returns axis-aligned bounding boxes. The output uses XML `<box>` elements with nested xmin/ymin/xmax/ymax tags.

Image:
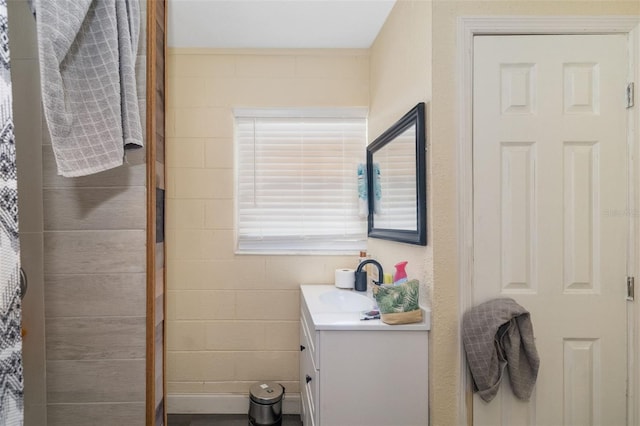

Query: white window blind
<box><xmin>236</xmin><ymin>109</ymin><xmax>367</xmax><ymax>253</ymax></box>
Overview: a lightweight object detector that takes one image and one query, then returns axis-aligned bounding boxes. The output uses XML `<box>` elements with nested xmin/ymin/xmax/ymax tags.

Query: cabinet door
<box><xmin>319</xmin><ymin>330</ymin><xmax>428</xmax><ymax>425</ymax></box>
<box><xmin>300</xmin><ymin>321</ymin><xmax>315</xmax><ymax>426</ymax></box>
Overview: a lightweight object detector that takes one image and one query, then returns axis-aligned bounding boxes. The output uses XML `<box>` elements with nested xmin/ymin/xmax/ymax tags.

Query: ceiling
<box><xmin>167</xmin><ymin>0</ymin><xmax>397</xmax><ymax>49</ymax></box>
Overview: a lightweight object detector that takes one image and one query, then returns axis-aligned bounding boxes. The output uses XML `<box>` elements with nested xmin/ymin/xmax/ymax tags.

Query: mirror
<box><xmin>367</xmin><ymin>103</ymin><xmax>426</xmax><ymax>245</ymax></box>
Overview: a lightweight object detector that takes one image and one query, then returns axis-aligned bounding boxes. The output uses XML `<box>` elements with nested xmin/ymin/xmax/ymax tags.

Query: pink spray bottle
<box><xmin>393</xmin><ymin>261</ymin><xmax>408</xmax><ymax>285</ymax></box>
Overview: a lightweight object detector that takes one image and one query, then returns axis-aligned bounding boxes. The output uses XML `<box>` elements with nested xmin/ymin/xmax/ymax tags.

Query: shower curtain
<box><xmin>0</xmin><ymin>0</ymin><xmax>24</xmax><ymax>423</ymax></box>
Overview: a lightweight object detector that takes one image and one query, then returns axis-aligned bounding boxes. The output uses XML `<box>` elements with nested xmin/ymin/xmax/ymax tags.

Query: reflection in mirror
<box><xmin>372</xmin><ymin>125</ymin><xmax>417</xmax><ymax>230</ymax></box>
<box><xmin>367</xmin><ymin>103</ymin><xmax>426</xmax><ymax>245</ymax></box>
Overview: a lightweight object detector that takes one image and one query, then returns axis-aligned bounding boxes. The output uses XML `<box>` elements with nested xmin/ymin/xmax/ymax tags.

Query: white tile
<box><xmin>174</xmin><ymin>290</ymin><xmax>236</xmax><ymax>320</ymax></box>
<box><xmin>204</xmin><ymin>321</ymin><xmax>266</xmax><ymax>350</ymax></box>
<box><xmin>233</xmin><ymin>351</ymin><xmax>298</xmax><ymax>381</ymax></box>
<box><xmin>236</xmin><ymin>290</ymin><xmax>299</xmax><ymax>321</ymax></box>
<box><xmin>167</xmin><ymin>351</ymin><xmax>236</xmax><ymax>381</ymax></box>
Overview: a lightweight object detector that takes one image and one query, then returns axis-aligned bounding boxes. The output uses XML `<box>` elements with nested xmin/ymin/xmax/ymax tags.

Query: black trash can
<box><xmin>248</xmin><ymin>382</ymin><xmax>285</xmax><ymax>426</ymax></box>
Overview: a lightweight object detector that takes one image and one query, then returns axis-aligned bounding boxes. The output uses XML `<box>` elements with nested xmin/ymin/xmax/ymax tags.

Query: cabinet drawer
<box><xmin>300</xmin><ymin>321</ymin><xmax>318</xmax><ymax>426</ymax></box>
<box><xmin>299</xmin><ymin>325</ymin><xmax>308</xmax><ymax>424</ymax></box>
<box><xmin>303</xmin><ymin>357</ymin><xmax>318</xmax><ymax>426</ymax></box>
<box><xmin>304</xmin><ymin>392</ymin><xmax>316</xmax><ymax>426</ymax></box>
<box><xmin>300</xmin><ymin>296</ymin><xmax>319</xmax><ymax>370</ymax></box>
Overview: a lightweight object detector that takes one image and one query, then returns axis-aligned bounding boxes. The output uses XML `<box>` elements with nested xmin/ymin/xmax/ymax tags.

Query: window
<box><xmin>235</xmin><ymin>108</ymin><xmax>368</xmax><ymax>254</ymax></box>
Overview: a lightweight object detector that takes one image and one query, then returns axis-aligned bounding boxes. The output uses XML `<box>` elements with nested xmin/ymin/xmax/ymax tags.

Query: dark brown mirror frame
<box><xmin>367</xmin><ymin>102</ymin><xmax>427</xmax><ymax>246</ymax></box>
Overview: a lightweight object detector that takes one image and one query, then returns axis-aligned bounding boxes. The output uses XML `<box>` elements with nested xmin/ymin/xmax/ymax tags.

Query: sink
<box><xmin>301</xmin><ymin>285</ymin><xmax>430</xmax><ymax>330</ymax></box>
<box><xmin>318</xmin><ymin>289</ymin><xmax>374</xmax><ymax>312</ymax></box>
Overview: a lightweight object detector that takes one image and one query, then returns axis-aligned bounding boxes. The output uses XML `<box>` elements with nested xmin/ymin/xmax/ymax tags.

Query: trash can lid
<box><xmin>249</xmin><ymin>382</ymin><xmax>284</xmax><ymax>404</ymax></box>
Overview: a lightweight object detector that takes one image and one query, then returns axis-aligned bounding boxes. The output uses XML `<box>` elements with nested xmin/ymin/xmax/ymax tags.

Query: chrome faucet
<box><xmin>354</xmin><ymin>259</ymin><xmax>384</xmax><ymax>292</ymax></box>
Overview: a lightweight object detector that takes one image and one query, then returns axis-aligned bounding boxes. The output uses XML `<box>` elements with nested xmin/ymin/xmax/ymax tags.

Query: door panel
<box><xmin>473</xmin><ymin>35</ymin><xmax>628</xmax><ymax>426</ymax></box>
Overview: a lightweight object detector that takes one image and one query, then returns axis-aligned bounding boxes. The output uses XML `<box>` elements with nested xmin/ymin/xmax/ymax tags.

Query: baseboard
<box><xmin>167</xmin><ymin>393</ymin><xmax>301</xmax><ymax>415</ymax></box>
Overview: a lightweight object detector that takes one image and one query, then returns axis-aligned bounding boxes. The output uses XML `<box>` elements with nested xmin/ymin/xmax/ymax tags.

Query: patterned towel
<box><xmin>462</xmin><ymin>298</ymin><xmax>539</xmax><ymax>402</ymax></box>
<box><xmin>0</xmin><ymin>0</ymin><xmax>24</xmax><ymax>423</ymax></box>
<box><xmin>33</xmin><ymin>0</ymin><xmax>143</xmax><ymax>177</ymax></box>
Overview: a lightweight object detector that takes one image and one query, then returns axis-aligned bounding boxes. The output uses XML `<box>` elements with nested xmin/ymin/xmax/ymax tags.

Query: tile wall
<box><xmin>9</xmin><ymin>0</ymin><xmax>46</xmax><ymax>424</ymax></box>
<box><xmin>9</xmin><ymin>0</ymin><xmax>150</xmax><ymax>424</ymax></box>
<box><xmin>165</xmin><ymin>49</ymin><xmax>369</xmax><ymax>399</ymax></box>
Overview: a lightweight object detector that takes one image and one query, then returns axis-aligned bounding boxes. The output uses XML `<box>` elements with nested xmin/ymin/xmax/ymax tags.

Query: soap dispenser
<box><xmin>393</xmin><ymin>261</ymin><xmax>408</xmax><ymax>285</ymax></box>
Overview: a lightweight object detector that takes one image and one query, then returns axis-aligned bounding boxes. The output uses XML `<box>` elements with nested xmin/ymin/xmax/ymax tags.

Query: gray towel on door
<box><xmin>33</xmin><ymin>0</ymin><xmax>142</xmax><ymax>177</ymax></box>
<box><xmin>462</xmin><ymin>298</ymin><xmax>540</xmax><ymax>402</ymax></box>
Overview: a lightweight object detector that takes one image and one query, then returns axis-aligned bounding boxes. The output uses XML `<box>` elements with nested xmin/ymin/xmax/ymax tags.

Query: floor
<box><xmin>167</xmin><ymin>414</ymin><xmax>303</xmax><ymax>426</ymax></box>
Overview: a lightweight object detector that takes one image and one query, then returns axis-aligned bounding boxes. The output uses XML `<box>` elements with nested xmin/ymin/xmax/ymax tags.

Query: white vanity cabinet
<box><xmin>299</xmin><ymin>285</ymin><xmax>430</xmax><ymax>426</ymax></box>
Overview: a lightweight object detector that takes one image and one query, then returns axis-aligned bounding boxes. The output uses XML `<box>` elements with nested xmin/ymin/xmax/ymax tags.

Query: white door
<box><xmin>473</xmin><ymin>35</ymin><xmax>630</xmax><ymax>426</ymax></box>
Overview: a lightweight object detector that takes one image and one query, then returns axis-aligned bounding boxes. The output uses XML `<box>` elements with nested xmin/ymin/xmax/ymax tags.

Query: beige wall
<box><xmin>369</xmin><ymin>0</ymin><xmax>433</xmax><ymax>308</ymax></box>
<box><xmin>165</xmin><ymin>49</ymin><xmax>369</xmax><ymax>396</ymax></box>
<box><xmin>368</xmin><ymin>0</ymin><xmax>434</xmax><ymax>421</ymax></box>
<box><xmin>430</xmin><ymin>2</ymin><xmax>640</xmax><ymax>426</ymax></box>
<box><xmin>166</xmin><ymin>0</ymin><xmax>639</xmax><ymax>421</ymax></box>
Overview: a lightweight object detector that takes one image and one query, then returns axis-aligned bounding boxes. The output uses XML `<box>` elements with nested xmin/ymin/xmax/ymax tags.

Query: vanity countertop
<box><xmin>300</xmin><ymin>284</ymin><xmax>431</xmax><ymax>331</ymax></box>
